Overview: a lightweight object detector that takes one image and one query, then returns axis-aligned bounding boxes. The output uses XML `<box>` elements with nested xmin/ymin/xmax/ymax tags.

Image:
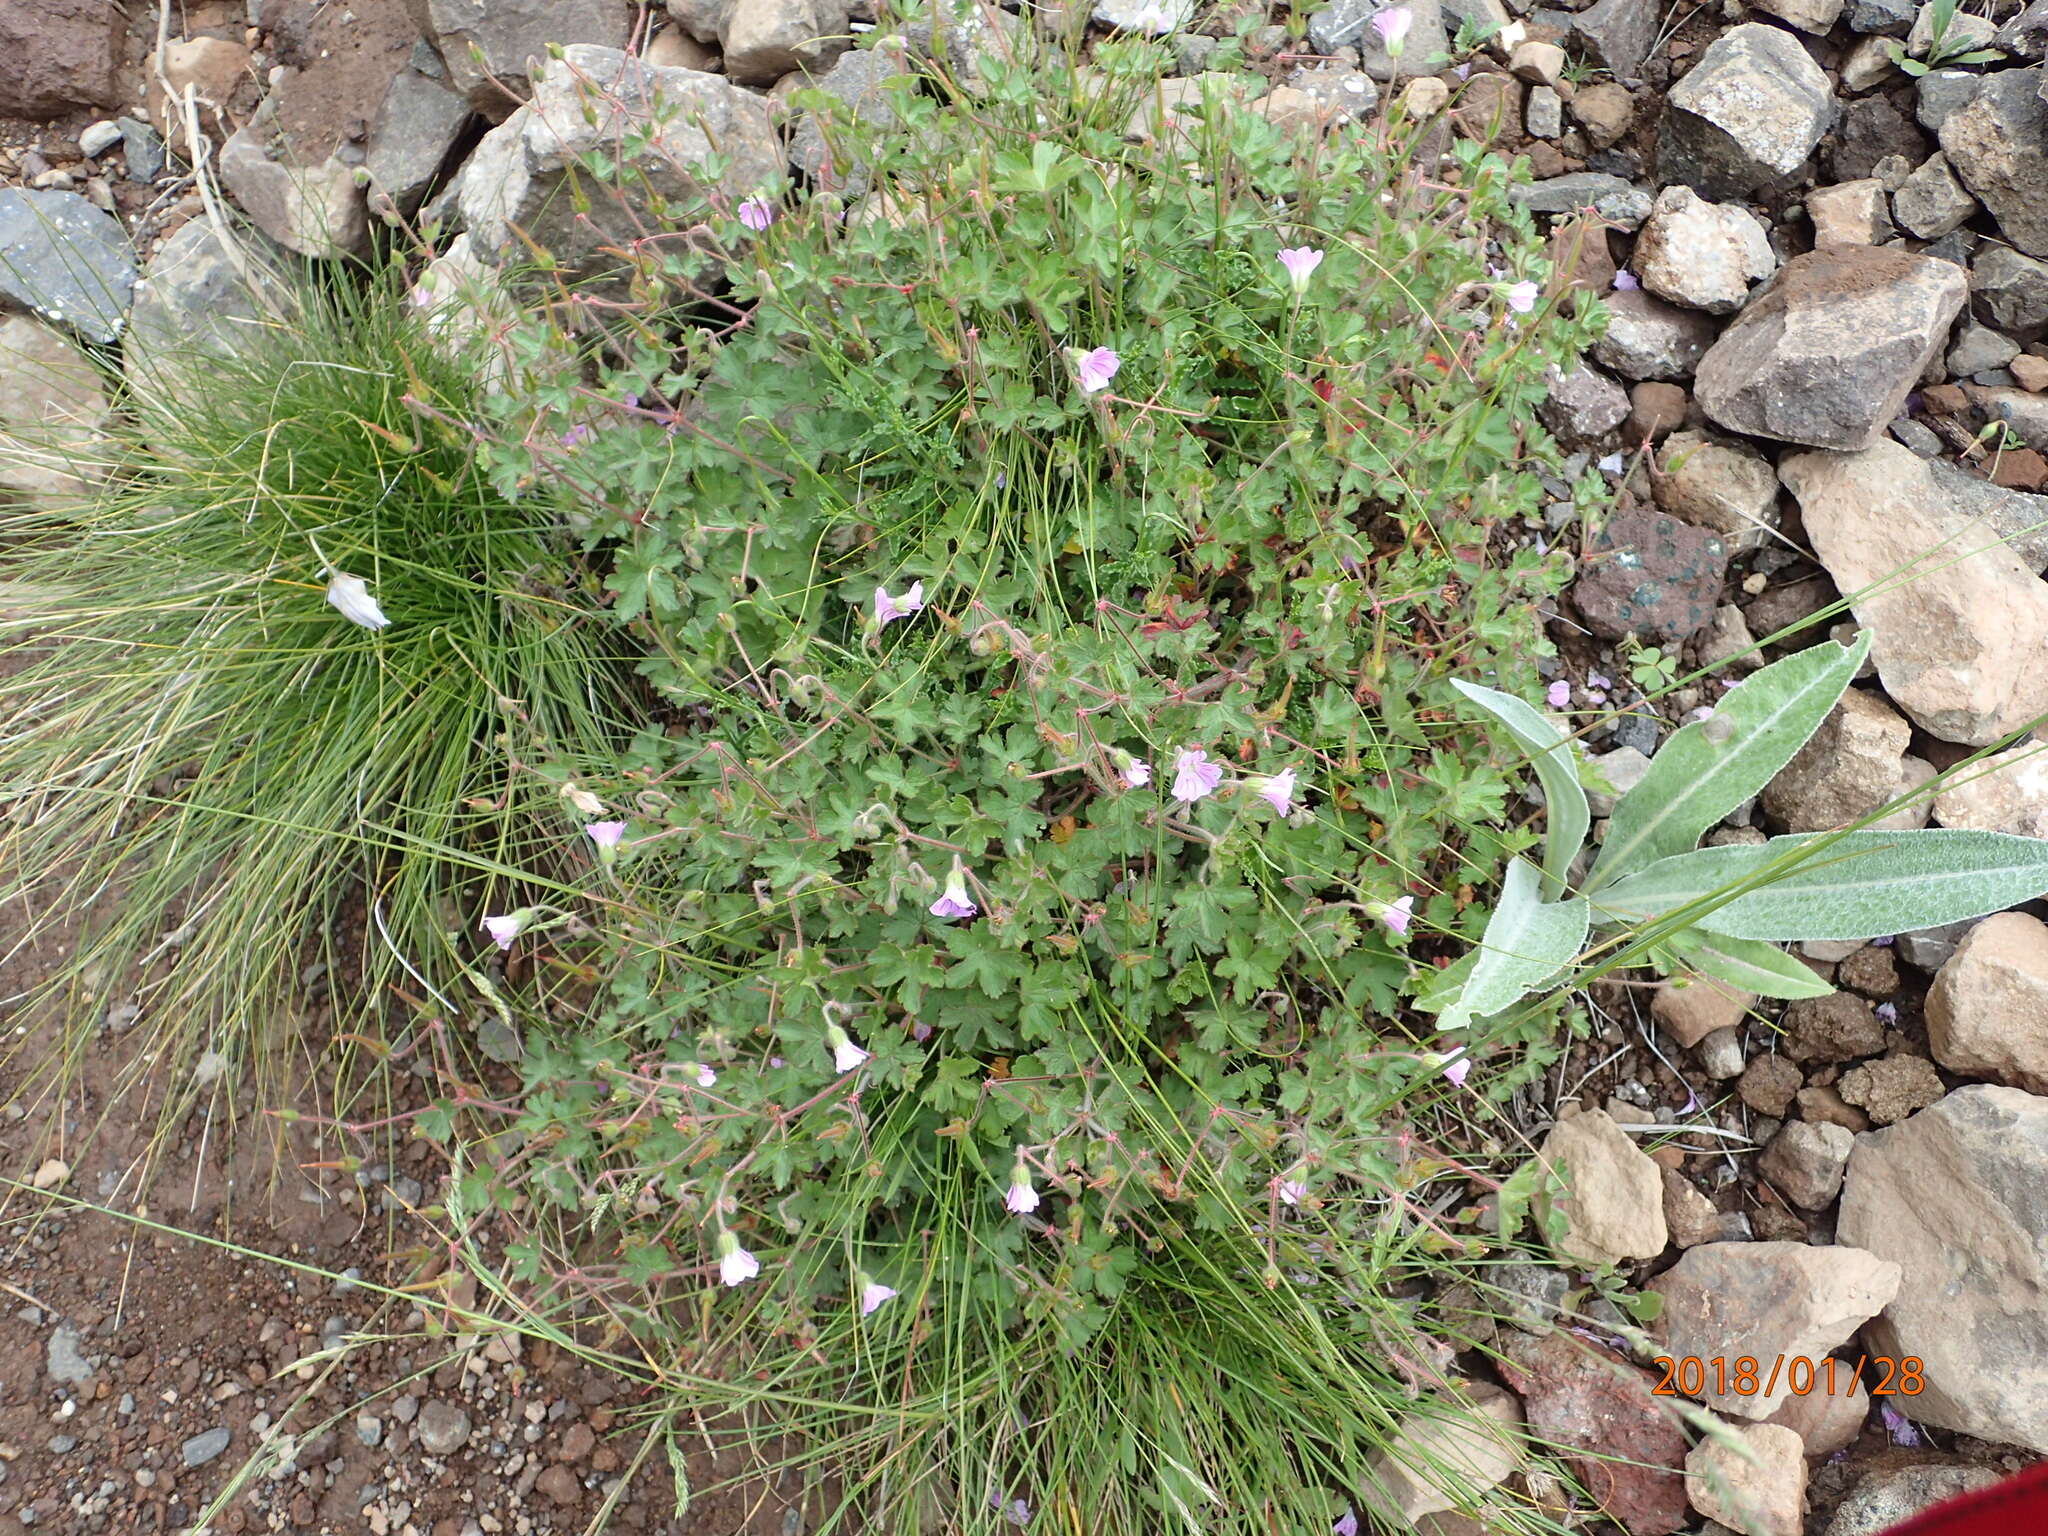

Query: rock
<box><xmin>1486</xmin><ymin>1262</ymin><xmax>1571</xmax><ymax>1333</ymax></box>
<box><xmin>1585</xmin><ymin>745</ymin><xmax>1653</xmax><ymax>816</ymax></box>
<box><xmin>1950</xmin><ymin>320</ymin><xmax>2021</xmax><ymax>378</ymax></box>
<box><xmin>1526</xmin><ymin>84</ymin><xmax>1563</xmax><ymax>140</ymax></box>
<box><xmin>409</xmin><ymin>0</ymin><xmax>633</xmax><ymax>117</ymax></box>
<box><xmin>1847</xmin><ymin>0</ymin><xmax>1915</xmax><ymax>30</ymax></box>
<box><xmin>1696</xmin><ymin>247</ymin><xmax>1965</xmax><ymax>449</ymax></box>
<box><xmin>1760</xmin><ymin>1369</ymin><xmax>1868</xmax><ymax>1457</ymax></box>
<box><xmin>1933</xmin><ymin>743</ymin><xmax>2048</xmax><ymax>842</ymax></box>
<box><xmin>0</xmin><ymin>316</ymin><xmax>110</xmax><ymax>509</ymax></box>
<box><xmin>1496</xmin><ymin>1331</ymin><xmax>1690</xmax><ymax>1536</ymax></box>
<box><xmin>219</xmin><ymin>97</ymin><xmax>368</xmax><ymax>260</ymax></box>
<box><xmin>1699</xmin><ymin>1026</ymin><xmax>1747</xmax><ymax>1081</ymax></box>
<box><xmin>723</xmin><ymin>0</ymin><xmax>853</xmax><ymax>84</ymax></box>
<box><xmin>147</xmin><ymin>38</ymin><xmax>253</xmax><ymax>137</ymax></box>
<box><xmin>536</xmin><ymin>1463</ymin><xmax>582</xmax><ymax>1505</ymax></box>
<box><xmin>416</xmin><ymin>1399</ymin><xmax>473</xmax><ymax>1456</ymax></box>
<box><xmin>1307</xmin><ymin>0</ymin><xmax>1447</xmax><ymax>78</ymax></box>
<box><xmin>1451</xmin><ymin>69</ymin><xmax>1523</xmax><ymax>143</ymax></box>
<box><xmin>1924</xmin><ymin>913</ymin><xmax>2048</xmax><ymax>1090</ymax></box>
<box><xmin>1840</xmin><ymin>1085</ymin><xmax>2048</xmax><ymax>1450</ymax></box>
<box><xmin>1257</xmin><ymin>64</ymin><xmax>1378</xmax><ymax>137</ymax></box>
<box><xmin>1596</xmin><ymin>291</ymin><xmax>1719</xmax><ymax>383</ymax></box>
<box><xmin>1928</xmin><ymin>456</ymin><xmax>2048</xmax><ymax>569</ymax></box>
<box><xmin>1972</xmin><ymin>383</ymin><xmax>2048</xmax><ymax>451</ymax></box>
<box><xmin>1535</xmin><ymin>1109</ymin><xmax>1668</xmax><ymax>1267</ymax></box>
<box><xmin>182</xmin><ymin>1427</ymin><xmax>231</xmax><ymax>1467</ymax></box>
<box><xmin>1759</xmin><ymin>689</ymin><xmax>1931</xmax><ymax>834</ymax></box>
<box><xmin>1779</xmin><ymin>439</ymin><xmax>2048</xmax><ymax>744</ymax></box>
<box><xmin>461</xmin><ymin>46</ymin><xmax>781</xmax><ymax>282</ymax></box>
<box><xmin>1685</xmin><ymin>1422</ymin><xmax>1806</xmax><ymax>1536</ymax></box>
<box><xmin>1807</xmin><ymin>179</ymin><xmax>1891</xmax><ymax>247</ymax></box>
<box><xmin>1832</xmin><ymin>95</ymin><xmax>1930</xmax><ymax>183</ymax></box>
<box><xmin>1841</xmin><ymin>35</ymin><xmax>1897</xmax><ymax>94</ymax></box>
<box><xmin>1697</xmin><ymin>602</ymin><xmax>1764</xmax><ymax>672</ymax></box>
<box><xmin>1125</xmin><ymin>71</ymin><xmax>1269</xmax><ymax>152</ymax></box>
<box><xmin>123</xmin><ymin>219</ymin><xmax>281</xmax><ymax>387</ymax></box>
<box><xmin>1653</xmin><ymin>431</ymin><xmax>1779</xmax><ymax>552</ymax></box>
<box><xmin>1971</xmin><ymin>243</ymin><xmax>2048</xmax><ymax>339</ymax></box>
<box><xmin>1510</xmin><ymin>40</ymin><xmax>1566</xmax><ymax>87</ymax></box>
<box><xmin>1358</xmin><ymin>1383</ymin><xmax>1524</xmax><ymax>1524</ymax></box>
<box><xmin>2002</xmin><ymin>0</ymin><xmax>2048</xmax><ymax>57</ymax></box>
<box><xmin>1759</xmin><ymin>1120</ymin><xmax>1853</xmax><ymax>1209</ymax></box>
<box><xmin>1651</xmin><ymin>1242</ymin><xmax>1902</xmax><ymax>1419</ymax></box>
<box><xmin>1741</xmin><ymin>1054</ymin><xmax>1803</xmax><ymax>1117</ymax></box>
<box><xmin>1915</xmin><ymin>68</ymin><xmax>1985</xmax><ymax>135</ymax></box>
<box><xmin>1651</xmin><ymin>975</ymin><xmax>1754</xmax><ymax>1048</ymax></box>
<box><xmin>0</xmin><ymin>0</ymin><xmax>122</xmax><ymax>117</ymax></box>
<box><xmin>903</xmin><ymin>0</ymin><xmax>1029</xmax><ymax>97</ymax></box>
<box><xmin>0</xmin><ymin>189</ymin><xmax>136</xmax><ymax>345</ymax></box>
<box><xmin>1538</xmin><ymin>362</ymin><xmax>1630</xmax><ymax>446</ymax></box>
<box><xmin>1511</xmin><ymin>172</ymin><xmax>1653</xmax><ymax>228</ymax></box>
<box><xmin>1634</xmin><ymin>186</ymin><xmax>1775</xmax><ymax>315</ymax></box>
<box><xmin>120</xmin><ymin>119</ymin><xmax>167</xmax><ymax>182</ymax></box>
<box><xmin>1839</xmin><ymin>1055</ymin><xmax>1945</xmax><ymax>1124</ymax></box>
<box><xmin>1908</xmin><ymin>4</ymin><xmax>2000</xmax><ymax>59</ymax></box>
<box><xmin>1939</xmin><ymin>68</ymin><xmax>2048</xmax><ymax>260</ymax></box>
<box><xmin>365</xmin><ymin>67</ymin><xmax>473</xmax><ymax>218</ymax></box>
<box><xmin>45</xmin><ymin>1325</ymin><xmax>94</xmax><ymax>1385</ymax></box>
<box><xmin>1896</xmin><ymin>918</ymin><xmax>1974</xmax><ymax>971</ymax></box>
<box><xmin>1662</xmin><ymin>1167</ymin><xmax>1724</xmax><ymax>1248</ymax></box>
<box><xmin>1660</xmin><ymin>24</ymin><xmax>1833</xmax><ymax>200</ymax></box>
<box><xmin>1574</xmin><ymin>507</ymin><xmax>1728</xmax><ymax>643</ymax></box>
<box><xmin>1092</xmin><ymin>0</ymin><xmax>1194</xmax><ymax>27</ymax></box>
<box><xmin>1824</xmin><ymin>1465</ymin><xmax>2004</xmax><ymax>1536</ymax></box>
<box><xmin>1572</xmin><ymin>82</ymin><xmax>1635</xmax><ymax>148</ymax></box>
<box><xmin>1627</xmin><ymin>382</ymin><xmax>1688</xmax><ymax>441</ymax></box>
<box><xmin>788</xmin><ymin>38</ymin><xmax>913</xmax><ymax>191</ymax></box>
<box><xmin>1781</xmin><ymin>992</ymin><xmax>1885</xmax><ymax>1064</ymax></box>
<box><xmin>1570</xmin><ymin>0</ymin><xmax>1662</xmax><ymax>79</ymax></box>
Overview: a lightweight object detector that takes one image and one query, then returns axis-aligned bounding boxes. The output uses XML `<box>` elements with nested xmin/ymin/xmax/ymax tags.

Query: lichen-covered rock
<box><xmin>1594</xmin><ymin>290</ymin><xmax>1719</xmax><ymax>382</ymax></box>
<box><xmin>1660</xmin><ymin>24</ymin><xmax>1833</xmax><ymax>199</ymax></box>
<box><xmin>1634</xmin><ymin>186</ymin><xmax>1775</xmax><ymax>315</ymax></box>
<box><xmin>408</xmin><ymin>0</ymin><xmax>633</xmax><ymax>117</ymax></box>
<box><xmin>1573</xmin><ymin>507</ymin><xmax>1729</xmax><ymax>643</ymax></box>
<box><xmin>0</xmin><ymin>189</ymin><xmax>136</xmax><ymax>345</ymax></box>
<box><xmin>1538</xmin><ymin>362</ymin><xmax>1630</xmax><ymax>447</ymax></box>
<box><xmin>1938</xmin><ymin>67</ymin><xmax>2048</xmax><ymax>259</ymax></box>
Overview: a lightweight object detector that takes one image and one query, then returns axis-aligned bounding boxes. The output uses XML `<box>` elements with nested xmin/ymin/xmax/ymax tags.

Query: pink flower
<box><xmin>1170</xmin><ymin>747</ymin><xmax>1224</xmax><ymax>804</ymax></box>
<box><xmin>1586</xmin><ymin>671</ymin><xmax>1612</xmax><ymax>691</ymax></box>
<box><xmin>1118</xmin><ymin>753</ymin><xmax>1152</xmax><ymax>789</ymax></box>
<box><xmin>859</xmin><ymin>1277</ymin><xmax>897</xmax><ymax>1315</ymax></box>
<box><xmin>1370</xmin><ymin>5</ymin><xmax>1413</xmax><ymax>54</ymax></box>
<box><xmin>1249</xmin><ymin>768</ymin><xmax>1298</xmax><ymax>816</ymax></box>
<box><xmin>1278</xmin><ymin>1178</ymin><xmax>1307</xmax><ymax>1206</ymax></box>
<box><xmin>1613</xmin><ymin>270</ymin><xmax>1640</xmax><ymax>291</ymax></box>
<box><xmin>1881</xmin><ymin>1402</ymin><xmax>1921</xmax><ymax>1447</ymax></box>
<box><xmin>1440</xmin><ymin>1052</ymin><xmax>1471</xmax><ymax>1087</ymax></box>
<box><xmin>585</xmin><ymin>820</ymin><xmax>627</xmax><ymax>849</ymax></box>
<box><xmin>737</xmin><ymin>197</ymin><xmax>776</xmax><ymax>232</ymax></box>
<box><xmin>827</xmin><ymin>1023</ymin><xmax>871</xmax><ymax>1074</ymax></box>
<box><xmin>1503</xmin><ymin>280</ymin><xmax>1540</xmax><ymax>314</ymax></box>
<box><xmin>1005</xmin><ymin>1162</ymin><xmax>1040</xmax><ymax>1214</ymax></box>
<box><xmin>1875</xmin><ymin>1001</ymin><xmax>1898</xmax><ymax>1025</ymax></box>
<box><xmin>874</xmin><ymin>581</ymin><xmax>925</xmax><ymax>627</ymax></box>
<box><xmin>1367</xmin><ymin>895</ymin><xmax>1414</xmax><ymax>937</ymax></box>
<box><xmin>717</xmin><ymin>1231</ymin><xmax>760</xmax><ymax>1287</ymax></box>
<box><xmin>693</xmin><ymin>1062</ymin><xmax>718</xmax><ymax>1088</ymax></box>
<box><xmin>481</xmin><ymin>909</ymin><xmax>532</xmax><ymax>951</ymax></box>
<box><xmin>1545</xmin><ymin>678</ymin><xmax>1571</xmax><ymax>708</ymax></box>
<box><xmin>1277</xmin><ymin>246</ymin><xmax>1325</xmax><ymax>294</ymax></box>
<box><xmin>929</xmin><ymin>863</ymin><xmax>978</xmax><ymax>921</ymax></box>
<box><xmin>1073</xmin><ymin>346</ymin><xmax>1121</xmax><ymax>394</ymax></box>
<box><xmin>1334</xmin><ymin>1511</ymin><xmax>1359</xmax><ymax>1536</ymax></box>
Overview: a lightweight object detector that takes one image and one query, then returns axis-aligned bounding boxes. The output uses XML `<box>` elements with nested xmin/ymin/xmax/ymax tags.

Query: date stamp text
<box><xmin>1651</xmin><ymin>1355</ymin><xmax>1923</xmax><ymax>1398</ymax></box>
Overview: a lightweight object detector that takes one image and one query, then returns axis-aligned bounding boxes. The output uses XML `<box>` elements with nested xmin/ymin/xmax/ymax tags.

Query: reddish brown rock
<box><xmin>0</xmin><ymin>0</ymin><xmax>122</xmax><ymax>118</ymax></box>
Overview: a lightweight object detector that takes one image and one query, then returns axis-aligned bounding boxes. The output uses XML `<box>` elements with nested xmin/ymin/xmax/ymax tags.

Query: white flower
<box><xmin>325</xmin><ymin>571</ymin><xmax>389</xmax><ymax>630</ymax></box>
<box><xmin>717</xmin><ymin>1231</ymin><xmax>760</xmax><ymax>1287</ymax></box>
<box><xmin>860</xmin><ymin>1277</ymin><xmax>897</xmax><ymax>1315</ymax></box>
<box><xmin>1005</xmin><ymin>1158</ymin><xmax>1040</xmax><ymax>1214</ymax></box>
<box><xmin>827</xmin><ymin>1023</ymin><xmax>871</xmax><ymax>1074</ymax></box>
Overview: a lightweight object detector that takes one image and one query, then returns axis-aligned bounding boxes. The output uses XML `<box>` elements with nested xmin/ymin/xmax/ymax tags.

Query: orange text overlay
<box><xmin>1652</xmin><ymin>1355</ymin><xmax>1924</xmax><ymax>1399</ymax></box>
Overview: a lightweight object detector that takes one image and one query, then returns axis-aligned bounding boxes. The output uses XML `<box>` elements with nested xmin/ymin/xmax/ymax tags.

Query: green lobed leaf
<box><xmin>1587</xmin><ymin>633</ymin><xmax>1870</xmax><ymax>891</ymax></box>
<box><xmin>1439</xmin><ymin>857</ymin><xmax>1591</xmax><ymax>1030</ymax></box>
<box><xmin>1451</xmin><ymin>678</ymin><xmax>1589</xmax><ymax>898</ymax></box>
<box><xmin>1592</xmin><ymin>829</ymin><xmax>2048</xmax><ymax>941</ymax></box>
<box><xmin>1669</xmin><ymin>933</ymin><xmax>1833</xmax><ymax>1001</ymax></box>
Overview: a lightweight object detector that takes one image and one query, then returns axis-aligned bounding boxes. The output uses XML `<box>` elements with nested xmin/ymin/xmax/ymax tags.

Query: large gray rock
<box><xmin>0</xmin><ymin>189</ymin><xmax>137</xmax><ymax>345</ymax></box>
<box><xmin>1926</xmin><ymin>456</ymin><xmax>2048</xmax><ymax>571</ymax></box>
<box><xmin>1939</xmin><ymin>68</ymin><xmax>2048</xmax><ymax>259</ymax></box>
<box><xmin>0</xmin><ymin>315</ymin><xmax>108</xmax><ymax>509</ymax></box>
<box><xmin>1972</xmin><ymin>242</ymin><xmax>2048</xmax><ymax>339</ymax></box>
<box><xmin>1839</xmin><ymin>1086</ymin><xmax>2048</xmax><ymax>1452</ymax></box>
<box><xmin>460</xmin><ymin>47</ymin><xmax>782</xmax><ymax>279</ymax></box>
<box><xmin>1780</xmin><ymin>439</ymin><xmax>2048</xmax><ymax>744</ymax></box>
<box><xmin>1308</xmin><ymin>0</ymin><xmax>1447</xmax><ymax>80</ymax></box>
<box><xmin>123</xmin><ymin>219</ymin><xmax>283</xmax><ymax>387</ymax></box>
<box><xmin>724</xmin><ymin>0</ymin><xmax>853</xmax><ymax>84</ymax></box>
<box><xmin>1510</xmin><ymin>172</ymin><xmax>1653</xmax><ymax>228</ymax></box>
<box><xmin>1651</xmin><ymin>1242</ymin><xmax>1900</xmax><ymax>1420</ymax></box>
<box><xmin>1660</xmin><ymin>24</ymin><xmax>1834</xmax><ymax>199</ymax></box>
<box><xmin>788</xmin><ymin>37</ymin><xmax>911</xmax><ymax>191</ymax></box>
<box><xmin>1892</xmin><ymin>151</ymin><xmax>1978</xmax><ymax>239</ymax></box>
<box><xmin>1569</xmin><ymin>0</ymin><xmax>1661</xmax><ymax>78</ymax></box>
<box><xmin>219</xmin><ymin>97</ymin><xmax>369</xmax><ymax>260</ymax></box>
<box><xmin>407</xmin><ymin>0</ymin><xmax>633</xmax><ymax>118</ymax></box>
<box><xmin>365</xmin><ymin>66</ymin><xmax>474</xmax><ymax>218</ymax></box>
<box><xmin>1592</xmin><ymin>289</ymin><xmax>1719</xmax><ymax>381</ymax></box>
<box><xmin>1695</xmin><ymin>246</ymin><xmax>1966</xmax><ymax>449</ymax></box>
